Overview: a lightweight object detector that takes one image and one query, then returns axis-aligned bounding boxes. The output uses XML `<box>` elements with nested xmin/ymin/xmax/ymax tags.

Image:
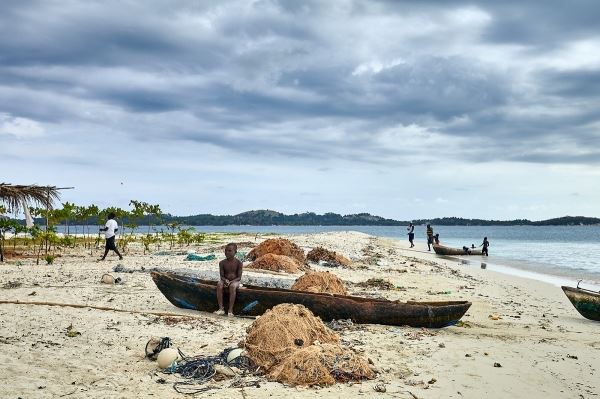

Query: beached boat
<box><xmin>151</xmin><ymin>271</ymin><xmax>471</xmax><ymax>328</ymax></box>
<box><xmin>562</xmin><ymin>286</ymin><xmax>600</xmax><ymax>322</ymax></box>
<box><xmin>433</xmin><ymin>244</ymin><xmax>483</xmax><ymax>256</ymax></box>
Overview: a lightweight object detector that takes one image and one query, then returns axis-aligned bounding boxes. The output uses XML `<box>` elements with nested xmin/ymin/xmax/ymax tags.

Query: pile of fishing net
<box><xmin>290</xmin><ymin>271</ymin><xmax>348</xmax><ymax>295</ymax></box>
<box><xmin>269</xmin><ymin>343</ymin><xmax>375</xmax><ymax>386</ymax></box>
<box><xmin>246</xmin><ymin>253</ymin><xmax>305</xmax><ymax>273</ymax></box>
<box><xmin>247</xmin><ymin>238</ymin><xmax>306</xmax><ymax>263</ymax></box>
<box><xmin>243</xmin><ymin>304</ymin><xmax>374</xmax><ymax>386</ymax></box>
<box><xmin>306</xmin><ymin>247</ymin><xmax>351</xmax><ymax>268</ymax></box>
<box><xmin>356</xmin><ymin>278</ymin><xmax>396</xmax><ymax>290</ymax></box>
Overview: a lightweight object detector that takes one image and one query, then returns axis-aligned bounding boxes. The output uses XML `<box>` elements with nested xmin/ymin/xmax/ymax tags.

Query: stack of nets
<box><xmin>306</xmin><ymin>247</ymin><xmax>351</xmax><ymax>268</ymax></box>
<box><xmin>290</xmin><ymin>271</ymin><xmax>348</xmax><ymax>295</ymax></box>
<box><xmin>246</xmin><ymin>238</ymin><xmax>307</xmax><ymax>273</ymax></box>
<box><xmin>269</xmin><ymin>343</ymin><xmax>375</xmax><ymax>386</ymax></box>
<box><xmin>247</xmin><ymin>238</ymin><xmax>306</xmax><ymax>263</ymax></box>
<box><xmin>246</xmin><ymin>253</ymin><xmax>305</xmax><ymax>273</ymax></box>
<box><xmin>243</xmin><ymin>304</ymin><xmax>374</xmax><ymax>386</ymax></box>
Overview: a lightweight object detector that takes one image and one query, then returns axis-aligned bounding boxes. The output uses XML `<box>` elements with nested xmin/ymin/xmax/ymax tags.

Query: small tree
<box><xmin>0</xmin><ymin>217</ymin><xmax>18</xmax><ymax>262</ymax></box>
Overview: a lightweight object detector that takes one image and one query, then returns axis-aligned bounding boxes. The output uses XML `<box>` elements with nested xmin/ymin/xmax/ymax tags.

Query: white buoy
<box><xmin>226</xmin><ymin>348</ymin><xmax>245</xmax><ymax>363</ymax></box>
<box><xmin>157</xmin><ymin>348</ymin><xmax>179</xmax><ymax>369</ymax></box>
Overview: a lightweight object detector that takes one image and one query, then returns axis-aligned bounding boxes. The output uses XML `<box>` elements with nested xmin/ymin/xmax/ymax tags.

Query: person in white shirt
<box><xmin>99</xmin><ymin>212</ymin><xmax>123</xmax><ymax>260</ymax></box>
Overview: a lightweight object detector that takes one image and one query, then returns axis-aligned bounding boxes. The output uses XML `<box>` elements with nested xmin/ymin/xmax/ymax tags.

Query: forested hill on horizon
<box><xmin>26</xmin><ymin>209</ymin><xmax>600</xmax><ymax>227</ymax></box>
<box><xmin>149</xmin><ymin>210</ymin><xmax>599</xmax><ymax>226</ymax></box>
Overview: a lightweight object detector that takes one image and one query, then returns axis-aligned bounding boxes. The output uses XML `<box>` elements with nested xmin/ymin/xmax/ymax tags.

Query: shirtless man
<box><xmin>214</xmin><ymin>243</ymin><xmax>243</xmax><ymax>317</ymax></box>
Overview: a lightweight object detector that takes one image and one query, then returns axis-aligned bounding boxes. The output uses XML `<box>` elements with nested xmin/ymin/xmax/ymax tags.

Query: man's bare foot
<box><xmin>227</xmin><ymin>312</ymin><xmax>235</xmax><ymax>318</ymax></box>
<box><xmin>214</xmin><ymin>309</ymin><xmax>225</xmax><ymax>316</ymax></box>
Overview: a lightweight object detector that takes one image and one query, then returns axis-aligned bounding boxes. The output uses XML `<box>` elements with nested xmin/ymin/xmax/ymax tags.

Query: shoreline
<box><xmin>390</xmin><ymin>237</ymin><xmax>600</xmax><ymax>290</ymax></box>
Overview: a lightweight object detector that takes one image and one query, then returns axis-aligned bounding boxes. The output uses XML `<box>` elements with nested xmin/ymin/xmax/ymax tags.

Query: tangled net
<box><xmin>356</xmin><ymin>278</ymin><xmax>395</xmax><ymax>290</ymax></box>
<box><xmin>244</xmin><ymin>304</ymin><xmax>339</xmax><ymax>370</ymax></box>
<box><xmin>164</xmin><ymin>347</ymin><xmax>257</xmax><ymax>394</ymax></box>
<box><xmin>247</xmin><ymin>238</ymin><xmax>306</xmax><ymax>263</ymax></box>
<box><xmin>269</xmin><ymin>343</ymin><xmax>375</xmax><ymax>386</ymax></box>
<box><xmin>243</xmin><ymin>304</ymin><xmax>374</xmax><ymax>386</ymax></box>
<box><xmin>246</xmin><ymin>253</ymin><xmax>306</xmax><ymax>273</ymax></box>
<box><xmin>306</xmin><ymin>247</ymin><xmax>351</xmax><ymax>267</ymax></box>
<box><xmin>290</xmin><ymin>271</ymin><xmax>348</xmax><ymax>295</ymax></box>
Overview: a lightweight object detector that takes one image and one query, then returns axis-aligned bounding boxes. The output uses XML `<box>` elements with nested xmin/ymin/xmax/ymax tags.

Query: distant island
<box><xmin>29</xmin><ymin>209</ymin><xmax>599</xmax><ymax>227</ymax></box>
<box><xmin>146</xmin><ymin>210</ymin><xmax>600</xmax><ymax>226</ymax></box>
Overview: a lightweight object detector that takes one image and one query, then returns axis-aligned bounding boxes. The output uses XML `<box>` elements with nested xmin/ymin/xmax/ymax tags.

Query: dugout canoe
<box><xmin>433</xmin><ymin>244</ymin><xmax>483</xmax><ymax>256</ymax></box>
<box><xmin>151</xmin><ymin>271</ymin><xmax>471</xmax><ymax>328</ymax></box>
<box><xmin>562</xmin><ymin>285</ymin><xmax>600</xmax><ymax>322</ymax></box>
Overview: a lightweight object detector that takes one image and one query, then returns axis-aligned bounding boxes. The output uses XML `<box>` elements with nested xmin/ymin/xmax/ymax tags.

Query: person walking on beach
<box><xmin>215</xmin><ymin>243</ymin><xmax>243</xmax><ymax>317</ymax></box>
<box><xmin>99</xmin><ymin>212</ymin><xmax>123</xmax><ymax>260</ymax></box>
<box><xmin>426</xmin><ymin>224</ymin><xmax>434</xmax><ymax>251</ymax></box>
<box><xmin>480</xmin><ymin>237</ymin><xmax>490</xmax><ymax>256</ymax></box>
<box><xmin>407</xmin><ymin>223</ymin><xmax>415</xmax><ymax>248</ymax></box>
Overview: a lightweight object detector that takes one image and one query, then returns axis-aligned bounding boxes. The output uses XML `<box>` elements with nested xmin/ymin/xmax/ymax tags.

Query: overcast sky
<box><xmin>2</xmin><ymin>1</ymin><xmax>600</xmax><ymax>220</ymax></box>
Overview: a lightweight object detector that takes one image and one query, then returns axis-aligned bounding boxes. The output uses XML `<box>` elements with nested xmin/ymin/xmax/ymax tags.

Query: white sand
<box><xmin>0</xmin><ymin>231</ymin><xmax>598</xmax><ymax>398</ymax></box>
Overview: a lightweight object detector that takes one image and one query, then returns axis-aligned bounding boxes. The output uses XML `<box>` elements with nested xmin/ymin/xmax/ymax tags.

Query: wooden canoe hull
<box><xmin>562</xmin><ymin>286</ymin><xmax>600</xmax><ymax>321</ymax></box>
<box><xmin>433</xmin><ymin>245</ymin><xmax>483</xmax><ymax>256</ymax></box>
<box><xmin>151</xmin><ymin>271</ymin><xmax>471</xmax><ymax>328</ymax></box>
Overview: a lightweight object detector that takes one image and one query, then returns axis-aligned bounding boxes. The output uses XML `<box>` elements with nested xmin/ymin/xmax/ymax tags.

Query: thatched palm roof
<box><xmin>0</xmin><ymin>183</ymin><xmax>60</xmax><ymax>212</ymax></box>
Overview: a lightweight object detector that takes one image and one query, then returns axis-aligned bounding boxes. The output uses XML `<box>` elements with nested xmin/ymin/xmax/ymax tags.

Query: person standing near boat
<box><xmin>480</xmin><ymin>237</ymin><xmax>490</xmax><ymax>256</ymax></box>
<box><xmin>426</xmin><ymin>224</ymin><xmax>434</xmax><ymax>251</ymax></box>
<box><xmin>215</xmin><ymin>243</ymin><xmax>243</xmax><ymax>317</ymax></box>
<box><xmin>407</xmin><ymin>223</ymin><xmax>415</xmax><ymax>248</ymax></box>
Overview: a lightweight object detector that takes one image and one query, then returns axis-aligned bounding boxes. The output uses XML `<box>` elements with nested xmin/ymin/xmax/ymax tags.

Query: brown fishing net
<box><xmin>247</xmin><ymin>238</ymin><xmax>306</xmax><ymax>263</ymax></box>
<box><xmin>269</xmin><ymin>343</ymin><xmax>375</xmax><ymax>386</ymax></box>
<box><xmin>246</xmin><ymin>253</ymin><xmax>306</xmax><ymax>273</ymax></box>
<box><xmin>306</xmin><ymin>247</ymin><xmax>351</xmax><ymax>267</ymax></box>
<box><xmin>244</xmin><ymin>304</ymin><xmax>339</xmax><ymax>371</ymax></box>
<box><xmin>243</xmin><ymin>304</ymin><xmax>375</xmax><ymax>386</ymax></box>
<box><xmin>356</xmin><ymin>278</ymin><xmax>395</xmax><ymax>290</ymax></box>
<box><xmin>290</xmin><ymin>271</ymin><xmax>348</xmax><ymax>295</ymax></box>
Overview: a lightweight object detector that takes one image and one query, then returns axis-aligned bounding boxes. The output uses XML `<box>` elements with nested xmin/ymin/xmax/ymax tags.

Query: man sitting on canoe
<box><xmin>214</xmin><ymin>243</ymin><xmax>243</xmax><ymax>317</ymax></box>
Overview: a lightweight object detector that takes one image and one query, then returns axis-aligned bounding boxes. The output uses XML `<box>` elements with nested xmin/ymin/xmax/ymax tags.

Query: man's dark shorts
<box><xmin>427</xmin><ymin>236</ymin><xmax>433</xmax><ymax>244</ymax></box>
<box><xmin>408</xmin><ymin>233</ymin><xmax>415</xmax><ymax>240</ymax></box>
<box><xmin>105</xmin><ymin>236</ymin><xmax>117</xmax><ymax>250</ymax></box>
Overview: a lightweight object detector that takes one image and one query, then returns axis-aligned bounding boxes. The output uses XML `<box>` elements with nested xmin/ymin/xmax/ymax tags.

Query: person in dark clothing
<box><xmin>480</xmin><ymin>237</ymin><xmax>490</xmax><ymax>256</ymax></box>
<box><xmin>426</xmin><ymin>224</ymin><xmax>434</xmax><ymax>251</ymax></box>
<box><xmin>407</xmin><ymin>223</ymin><xmax>415</xmax><ymax>248</ymax></box>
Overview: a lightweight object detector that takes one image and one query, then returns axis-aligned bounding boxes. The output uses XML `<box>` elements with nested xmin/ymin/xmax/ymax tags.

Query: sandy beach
<box><xmin>0</xmin><ymin>231</ymin><xmax>598</xmax><ymax>398</ymax></box>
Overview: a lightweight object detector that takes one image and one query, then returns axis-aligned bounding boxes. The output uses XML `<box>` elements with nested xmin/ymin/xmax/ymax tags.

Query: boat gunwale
<box><xmin>561</xmin><ymin>286</ymin><xmax>600</xmax><ymax>297</ymax></box>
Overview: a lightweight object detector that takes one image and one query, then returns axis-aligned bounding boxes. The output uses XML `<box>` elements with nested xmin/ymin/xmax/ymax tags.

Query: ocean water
<box><xmin>182</xmin><ymin>225</ymin><xmax>600</xmax><ymax>287</ymax></box>
<box><xmin>60</xmin><ymin>224</ymin><xmax>600</xmax><ymax>287</ymax></box>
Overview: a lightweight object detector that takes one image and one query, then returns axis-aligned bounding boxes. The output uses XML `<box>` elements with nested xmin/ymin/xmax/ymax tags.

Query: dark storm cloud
<box><xmin>480</xmin><ymin>1</ymin><xmax>600</xmax><ymax>46</ymax></box>
<box><xmin>539</xmin><ymin>69</ymin><xmax>600</xmax><ymax>98</ymax></box>
<box><xmin>1</xmin><ymin>0</ymin><xmax>600</xmax><ymax>166</ymax></box>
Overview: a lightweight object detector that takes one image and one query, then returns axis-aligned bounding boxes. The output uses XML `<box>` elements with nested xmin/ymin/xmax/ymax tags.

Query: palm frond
<box><xmin>0</xmin><ymin>183</ymin><xmax>61</xmax><ymax>212</ymax></box>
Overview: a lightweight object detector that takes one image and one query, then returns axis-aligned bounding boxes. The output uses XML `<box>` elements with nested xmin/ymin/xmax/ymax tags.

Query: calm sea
<box><xmin>63</xmin><ymin>224</ymin><xmax>600</xmax><ymax>287</ymax></box>
<box><xmin>187</xmin><ymin>225</ymin><xmax>600</xmax><ymax>287</ymax></box>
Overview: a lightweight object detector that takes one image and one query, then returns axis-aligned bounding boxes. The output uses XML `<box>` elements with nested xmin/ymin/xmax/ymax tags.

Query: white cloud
<box><xmin>0</xmin><ymin>113</ymin><xmax>44</xmax><ymax>138</ymax></box>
